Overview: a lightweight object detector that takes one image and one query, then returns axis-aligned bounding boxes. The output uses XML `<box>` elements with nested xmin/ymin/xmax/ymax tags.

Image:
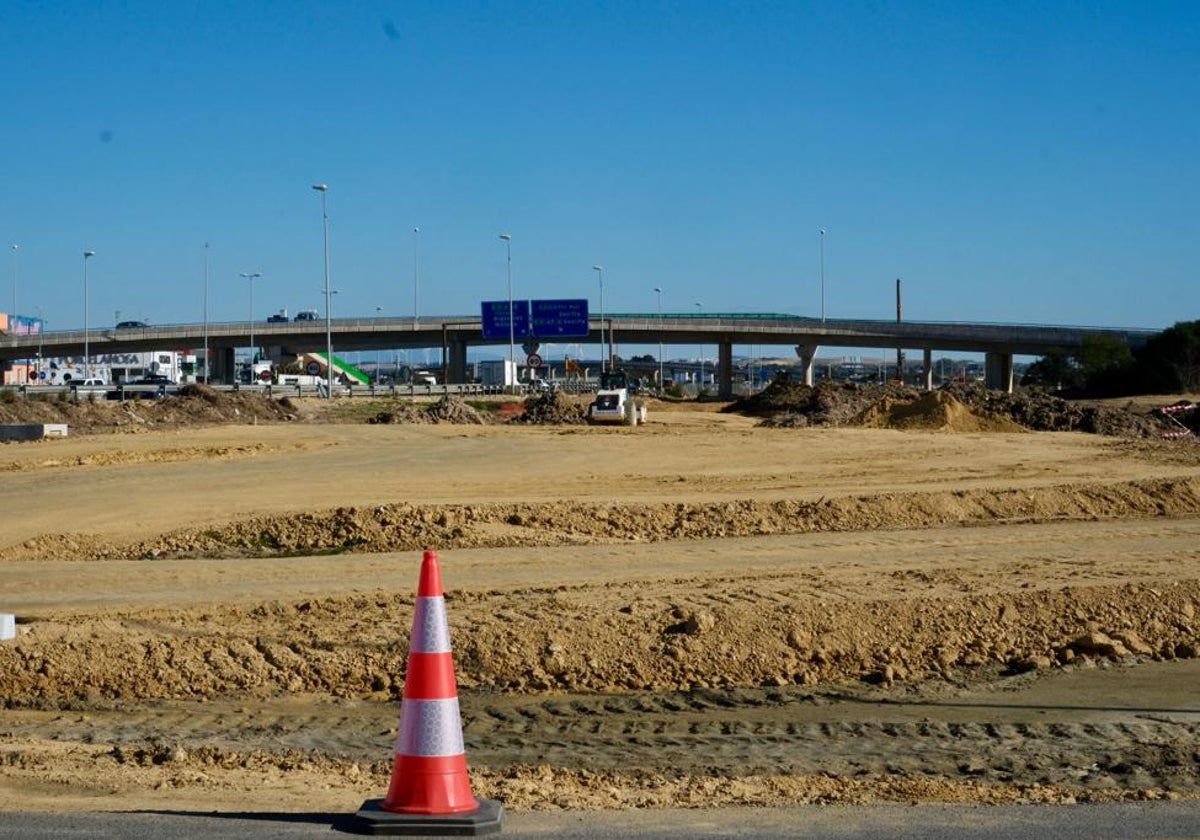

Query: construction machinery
<box><xmin>587</xmin><ymin>370</ymin><xmax>648</xmax><ymax>426</ymax></box>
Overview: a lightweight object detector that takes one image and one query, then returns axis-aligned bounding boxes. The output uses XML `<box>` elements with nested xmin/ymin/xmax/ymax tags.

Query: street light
<box><xmin>202</xmin><ymin>242</ymin><xmax>210</xmax><ymax>384</ymax></box>
<box><xmin>819</xmin><ymin>227</ymin><xmax>826</xmax><ymax>322</ymax></box>
<box><xmin>240</xmin><ymin>271</ymin><xmax>262</xmax><ymax>366</ymax></box>
<box><xmin>375</xmin><ymin>306</ymin><xmax>383</xmax><ymax>381</ymax></box>
<box><xmin>10</xmin><ymin>244</ymin><xmax>17</xmax><ymax>321</ymax></box>
<box><xmin>412</xmin><ymin>227</ymin><xmax>420</xmax><ymax>331</ymax></box>
<box><xmin>83</xmin><ymin>250</ymin><xmax>95</xmax><ymax>379</ymax></box>
<box><xmin>36</xmin><ymin>306</ymin><xmax>44</xmax><ymax>383</ymax></box>
<box><xmin>695</xmin><ymin>300</ymin><xmax>703</xmax><ymax>391</ymax></box>
<box><xmin>653</xmin><ymin>286</ymin><xmax>663</xmax><ymax>391</ymax></box>
<box><xmin>592</xmin><ymin>264</ymin><xmax>604</xmax><ymax>373</ymax></box>
<box><xmin>499</xmin><ymin>233</ymin><xmax>513</xmax><ymax>390</ymax></box>
<box><xmin>313</xmin><ymin>183</ymin><xmax>332</xmax><ymax>398</ymax></box>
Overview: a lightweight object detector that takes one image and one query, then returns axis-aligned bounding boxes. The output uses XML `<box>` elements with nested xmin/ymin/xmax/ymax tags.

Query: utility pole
<box><xmin>895</xmin><ymin>278</ymin><xmax>904</xmax><ymax>383</ymax></box>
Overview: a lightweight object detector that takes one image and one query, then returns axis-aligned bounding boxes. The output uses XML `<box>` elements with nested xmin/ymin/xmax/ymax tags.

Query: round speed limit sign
<box><xmin>526</xmin><ymin>353</ymin><xmax>543</xmax><ymax>368</ymax></box>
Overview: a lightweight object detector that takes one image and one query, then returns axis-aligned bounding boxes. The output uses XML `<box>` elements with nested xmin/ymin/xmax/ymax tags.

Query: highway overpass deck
<box><xmin>0</xmin><ymin>313</ymin><xmax>1160</xmax><ymax>395</ymax></box>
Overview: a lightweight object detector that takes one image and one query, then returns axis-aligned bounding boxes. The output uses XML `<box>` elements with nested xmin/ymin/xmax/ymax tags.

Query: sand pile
<box><xmin>0</xmin><ymin>384</ymin><xmax>298</xmax><ymax>433</ymax></box>
<box><xmin>852</xmin><ymin>391</ymin><xmax>1025</xmax><ymax>432</ymax></box>
<box><xmin>740</xmin><ymin>379</ymin><xmax>1175</xmax><ymax>438</ymax></box>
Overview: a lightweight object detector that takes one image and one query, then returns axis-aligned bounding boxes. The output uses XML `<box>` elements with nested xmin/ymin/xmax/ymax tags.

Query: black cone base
<box><xmin>348</xmin><ymin>797</ymin><xmax>503</xmax><ymax>836</ymax></box>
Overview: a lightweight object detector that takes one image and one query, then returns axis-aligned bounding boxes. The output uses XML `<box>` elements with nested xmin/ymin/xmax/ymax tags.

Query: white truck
<box><xmin>587</xmin><ymin>370</ymin><xmax>648</xmax><ymax>426</ymax></box>
<box><xmin>476</xmin><ymin>359</ymin><xmax>519</xmax><ymax>387</ymax></box>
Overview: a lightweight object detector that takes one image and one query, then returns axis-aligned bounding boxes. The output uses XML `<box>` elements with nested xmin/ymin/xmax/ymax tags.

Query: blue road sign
<box><xmin>531</xmin><ymin>298</ymin><xmax>589</xmax><ymax>338</ymax></box>
<box><xmin>481</xmin><ymin>300</ymin><xmax>531</xmax><ymax>340</ymax></box>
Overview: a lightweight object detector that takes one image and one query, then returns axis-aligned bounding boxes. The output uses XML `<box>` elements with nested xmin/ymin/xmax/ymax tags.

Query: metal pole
<box><xmin>313</xmin><ymin>184</ymin><xmax>331</xmax><ymax>398</ymax></box>
<box><xmin>83</xmin><ymin>250</ymin><xmax>94</xmax><ymax>378</ymax></box>
<box><xmin>695</xmin><ymin>300</ymin><xmax>703</xmax><ymax>391</ymax></box>
<box><xmin>375</xmin><ymin>306</ymin><xmax>383</xmax><ymax>380</ymax></box>
<box><xmin>203</xmin><ymin>242</ymin><xmax>209</xmax><ymax>384</ymax></box>
<box><xmin>10</xmin><ymin>244</ymin><xmax>16</xmax><ymax>321</ymax></box>
<box><xmin>500</xmin><ymin>233</ymin><xmax>513</xmax><ymax>390</ymax></box>
<box><xmin>592</xmin><ymin>264</ymin><xmax>604</xmax><ymax>373</ymax></box>
<box><xmin>36</xmin><ymin>307</ymin><xmax>44</xmax><ymax>383</ymax></box>
<box><xmin>819</xmin><ymin>228</ymin><xmax>825</xmax><ymax>322</ymax></box>
<box><xmin>653</xmin><ymin>286</ymin><xmax>663</xmax><ymax>390</ymax></box>
<box><xmin>413</xmin><ymin>227</ymin><xmax>420</xmax><ymax>330</ymax></box>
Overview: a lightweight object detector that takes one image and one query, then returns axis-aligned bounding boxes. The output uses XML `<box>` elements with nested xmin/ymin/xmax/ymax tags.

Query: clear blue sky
<box><xmin>3</xmin><ymin>1</ymin><xmax>1197</xmax><ymax>343</ymax></box>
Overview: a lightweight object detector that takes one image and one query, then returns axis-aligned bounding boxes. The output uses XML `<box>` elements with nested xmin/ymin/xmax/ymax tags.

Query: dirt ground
<box><xmin>0</xmin><ymin>385</ymin><xmax>1198</xmax><ymax>815</ymax></box>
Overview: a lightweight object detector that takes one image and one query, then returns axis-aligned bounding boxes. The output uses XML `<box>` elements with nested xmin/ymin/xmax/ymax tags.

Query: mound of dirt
<box><xmin>366</xmin><ymin>396</ymin><xmax>489</xmax><ymax>425</ymax></box>
<box><xmin>739</xmin><ymin>379</ymin><xmax>1175</xmax><ymax>438</ymax></box>
<box><xmin>509</xmin><ymin>392</ymin><xmax>589</xmax><ymax>425</ymax></box>
<box><xmin>852</xmin><ymin>390</ymin><xmax>1025</xmax><ymax>432</ymax></box>
<box><xmin>427</xmin><ymin>396</ymin><xmax>488</xmax><ymax>424</ymax></box>
<box><xmin>0</xmin><ymin>384</ymin><xmax>298</xmax><ymax>434</ymax></box>
<box><xmin>730</xmin><ymin>380</ymin><xmax>909</xmax><ymax>426</ymax></box>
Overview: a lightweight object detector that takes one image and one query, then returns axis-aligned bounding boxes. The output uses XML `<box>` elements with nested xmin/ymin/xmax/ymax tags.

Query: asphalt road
<box><xmin>1</xmin><ymin>802</ymin><xmax>1198</xmax><ymax>839</ymax></box>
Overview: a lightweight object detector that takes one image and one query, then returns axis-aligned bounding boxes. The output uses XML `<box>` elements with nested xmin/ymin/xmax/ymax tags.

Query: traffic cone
<box><xmin>352</xmin><ymin>550</ymin><xmax>503</xmax><ymax>836</ymax></box>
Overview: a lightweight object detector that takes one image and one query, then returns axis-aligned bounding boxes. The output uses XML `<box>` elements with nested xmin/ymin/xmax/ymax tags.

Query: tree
<box><xmin>1076</xmin><ymin>333</ymin><xmax>1135</xmax><ymax>395</ymax></box>
<box><xmin>1133</xmin><ymin>320</ymin><xmax>1200</xmax><ymax>393</ymax></box>
<box><xmin>1021</xmin><ymin>349</ymin><xmax>1078</xmax><ymax>389</ymax></box>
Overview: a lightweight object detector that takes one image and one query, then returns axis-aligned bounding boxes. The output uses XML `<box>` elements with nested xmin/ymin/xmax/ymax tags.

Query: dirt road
<box><xmin>0</xmin><ymin>398</ymin><xmax>1197</xmax><ymax>813</ymax></box>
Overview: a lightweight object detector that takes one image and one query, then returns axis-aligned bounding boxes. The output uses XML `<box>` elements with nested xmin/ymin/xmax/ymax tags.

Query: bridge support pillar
<box><xmin>985</xmin><ymin>351</ymin><xmax>1014</xmax><ymax>393</ymax></box>
<box><xmin>923</xmin><ymin>348</ymin><xmax>933</xmax><ymax>391</ymax></box>
<box><xmin>795</xmin><ymin>345</ymin><xmax>817</xmax><ymax>386</ymax></box>
<box><xmin>447</xmin><ymin>338</ymin><xmax>469</xmax><ymax>385</ymax></box>
<box><xmin>717</xmin><ymin>340</ymin><xmax>733</xmax><ymax>398</ymax></box>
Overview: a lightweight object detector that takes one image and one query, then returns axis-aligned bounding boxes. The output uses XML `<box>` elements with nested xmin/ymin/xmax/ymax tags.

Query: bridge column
<box><xmin>985</xmin><ymin>351</ymin><xmax>1014</xmax><ymax>393</ymax></box>
<box><xmin>717</xmin><ymin>340</ymin><xmax>733</xmax><ymax>399</ymax></box>
<box><xmin>794</xmin><ymin>345</ymin><xmax>817</xmax><ymax>386</ymax></box>
<box><xmin>923</xmin><ymin>348</ymin><xmax>933</xmax><ymax>391</ymax></box>
<box><xmin>447</xmin><ymin>338</ymin><xmax>469</xmax><ymax>385</ymax></box>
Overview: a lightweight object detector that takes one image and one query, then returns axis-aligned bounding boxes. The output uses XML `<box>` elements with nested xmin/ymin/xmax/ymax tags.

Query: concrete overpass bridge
<box><xmin>0</xmin><ymin>313</ymin><xmax>1158</xmax><ymax>396</ymax></box>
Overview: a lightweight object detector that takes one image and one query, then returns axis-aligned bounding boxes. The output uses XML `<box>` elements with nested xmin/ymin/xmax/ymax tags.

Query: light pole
<box><xmin>375</xmin><ymin>306</ymin><xmax>383</xmax><ymax>381</ymax></box>
<box><xmin>36</xmin><ymin>306</ymin><xmax>44</xmax><ymax>383</ymax></box>
<box><xmin>202</xmin><ymin>242</ymin><xmax>209</xmax><ymax>384</ymax></box>
<box><xmin>592</xmin><ymin>264</ymin><xmax>604</xmax><ymax>373</ymax></box>
<box><xmin>819</xmin><ymin>227</ymin><xmax>826</xmax><ymax>322</ymax></box>
<box><xmin>412</xmin><ymin>226</ymin><xmax>420</xmax><ymax>331</ymax></box>
<box><xmin>240</xmin><ymin>271</ymin><xmax>262</xmax><ymax>366</ymax></box>
<box><xmin>695</xmin><ymin>300</ymin><xmax>703</xmax><ymax>391</ymax></box>
<box><xmin>83</xmin><ymin>250</ymin><xmax>95</xmax><ymax>379</ymax></box>
<box><xmin>653</xmin><ymin>286</ymin><xmax>663</xmax><ymax>391</ymax></box>
<box><xmin>10</xmin><ymin>244</ymin><xmax>17</xmax><ymax>321</ymax></box>
<box><xmin>313</xmin><ymin>183</ymin><xmax>332</xmax><ymax>397</ymax></box>
<box><xmin>499</xmin><ymin>233</ymin><xmax>513</xmax><ymax>390</ymax></box>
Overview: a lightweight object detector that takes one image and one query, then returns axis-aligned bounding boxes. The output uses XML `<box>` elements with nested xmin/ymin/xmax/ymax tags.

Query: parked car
<box><xmin>115</xmin><ymin>320</ymin><xmax>148</xmax><ymax>329</ymax></box>
<box><xmin>131</xmin><ymin>374</ymin><xmax>175</xmax><ymax>385</ymax></box>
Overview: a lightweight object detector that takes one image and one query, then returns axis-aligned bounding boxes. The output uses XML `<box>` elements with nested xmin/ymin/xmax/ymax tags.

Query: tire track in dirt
<box><xmin>4</xmin><ymin>666</ymin><xmax>1197</xmax><ymax>798</ymax></box>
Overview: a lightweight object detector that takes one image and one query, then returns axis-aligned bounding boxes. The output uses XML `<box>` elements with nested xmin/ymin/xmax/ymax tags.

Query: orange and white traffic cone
<box><xmin>352</xmin><ymin>550</ymin><xmax>503</xmax><ymax>836</ymax></box>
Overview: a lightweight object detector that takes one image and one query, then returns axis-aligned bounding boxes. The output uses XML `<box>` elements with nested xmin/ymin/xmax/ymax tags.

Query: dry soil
<box><xmin>0</xmin><ymin>387</ymin><xmax>1198</xmax><ymax>814</ymax></box>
